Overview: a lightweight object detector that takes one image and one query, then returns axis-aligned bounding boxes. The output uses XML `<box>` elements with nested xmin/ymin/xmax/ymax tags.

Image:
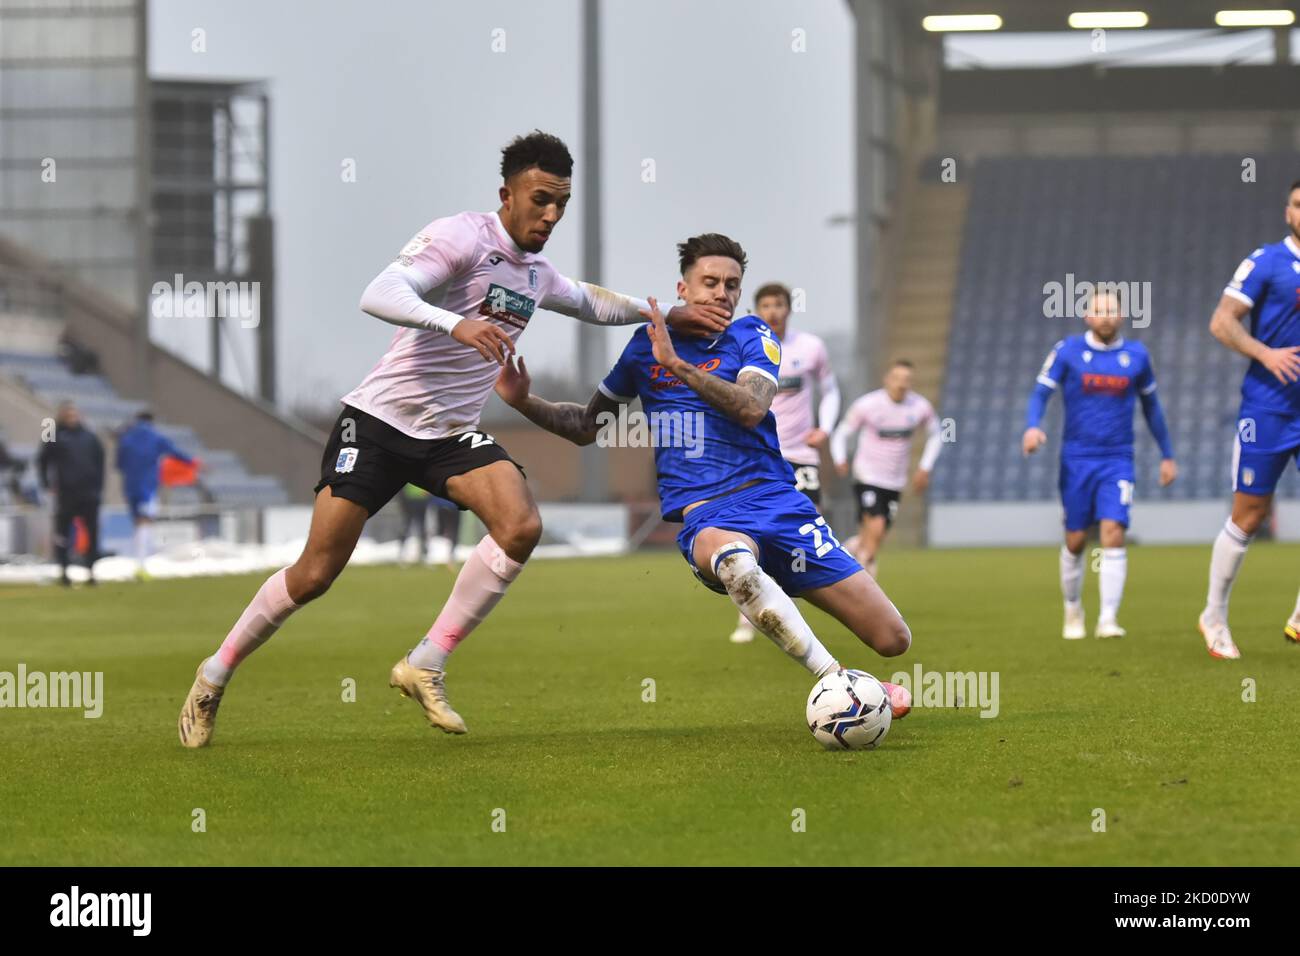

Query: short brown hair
<box><xmin>677</xmin><ymin>233</ymin><xmax>748</xmax><ymax>276</ymax></box>
<box><xmin>753</xmin><ymin>283</ymin><xmax>791</xmax><ymax>308</ymax></box>
<box><xmin>891</xmin><ymin>358</ymin><xmax>914</xmax><ymax>370</ymax></box>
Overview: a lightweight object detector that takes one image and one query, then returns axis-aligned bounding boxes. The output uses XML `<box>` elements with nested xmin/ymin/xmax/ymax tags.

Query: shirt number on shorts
<box><xmin>1117</xmin><ymin>479</ymin><xmax>1133</xmax><ymax>506</ymax></box>
<box><xmin>458</xmin><ymin>432</ymin><xmax>496</xmax><ymax>449</ymax></box>
<box><xmin>798</xmin><ymin>516</ymin><xmax>840</xmax><ymax>558</ymax></box>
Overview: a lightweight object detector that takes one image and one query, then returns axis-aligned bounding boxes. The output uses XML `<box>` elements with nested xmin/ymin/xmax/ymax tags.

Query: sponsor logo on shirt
<box><xmin>876</xmin><ymin>426</ymin><xmax>915</xmax><ymax>440</ymax></box>
<box><xmin>479</xmin><ymin>283</ymin><xmax>536</xmax><ymax>329</ymax></box>
<box><xmin>1081</xmin><ymin>373</ymin><xmax>1130</xmax><ymax>396</ymax></box>
<box><xmin>777</xmin><ymin>374</ymin><xmax>805</xmax><ymax>393</ymax></box>
<box><xmin>648</xmin><ymin>358</ymin><xmax>721</xmax><ymax>390</ymax></box>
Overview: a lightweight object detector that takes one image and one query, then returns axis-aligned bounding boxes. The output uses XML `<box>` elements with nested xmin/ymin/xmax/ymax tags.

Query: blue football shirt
<box><xmin>1033</xmin><ymin>333</ymin><xmax>1160</xmax><ymax>459</ymax></box>
<box><xmin>1223</xmin><ymin>236</ymin><xmax>1300</xmax><ymax>415</ymax></box>
<box><xmin>599</xmin><ymin>314</ymin><xmax>795</xmax><ymax>520</ymax></box>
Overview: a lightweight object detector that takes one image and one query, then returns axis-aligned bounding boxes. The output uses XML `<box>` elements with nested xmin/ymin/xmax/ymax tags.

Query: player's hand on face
<box><xmin>1022</xmin><ymin>427</ymin><xmax>1047</xmax><ymax>456</ymax></box>
<box><xmin>1260</xmin><ymin>345</ymin><xmax>1300</xmax><ymax>384</ymax></box>
<box><xmin>663</xmin><ymin>302</ymin><xmax>731</xmax><ymax>337</ymax></box>
<box><xmin>912</xmin><ymin>469</ymin><xmax>931</xmax><ymax>493</ymax></box>
<box><xmin>451</xmin><ymin>318</ymin><xmax>514</xmax><ymax>365</ymax></box>
<box><xmin>494</xmin><ymin>354</ymin><xmax>531</xmax><ymax>408</ymax></box>
<box><xmin>804</xmin><ymin>428</ymin><xmax>829</xmax><ymax>449</ymax></box>
<box><xmin>1159</xmin><ymin>458</ymin><xmax>1178</xmax><ymax>487</ymax></box>
<box><xmin>641</xmin><ymin>296</ymin><xmax>680</xmax><ymax>368</ymax></box>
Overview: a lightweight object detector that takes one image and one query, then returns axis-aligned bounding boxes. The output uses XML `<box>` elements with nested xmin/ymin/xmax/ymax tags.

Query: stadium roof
<box><xmin>911</xmin><ymin>1</ymin><xmax>1296</xmax><ymax>32</ymax></box>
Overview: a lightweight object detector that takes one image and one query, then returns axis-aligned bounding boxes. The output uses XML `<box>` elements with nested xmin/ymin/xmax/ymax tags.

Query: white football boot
<box><xmin>1094</xmin><ymin>618</ymin><xmax>1126</xmax><ymax>639</ymax></box>
<box><xmin>1062</xmin><ymin>602</ymin><xmax>1087</xmax><ymax>640</ymax></box>
<box><xmin>729</xmin><ymin>614</ymin><xmax>756</xmax><ymax>644</ymax></box>
<box><xmin>1198</xmin><ymin>611</ymin><xmax>1242</xmax><ymax>660</ymax></box>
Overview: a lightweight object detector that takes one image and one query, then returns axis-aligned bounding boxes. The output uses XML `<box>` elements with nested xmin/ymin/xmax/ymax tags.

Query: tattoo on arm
<box><xmin>513</xmin><ymin>391</ymin><xmax>619</xmax><ymax>445</ymax></box>
<box><xmin>671</xmin><ymin>363</ymin><xmax>776</xmax><ymax>427</ymax></box>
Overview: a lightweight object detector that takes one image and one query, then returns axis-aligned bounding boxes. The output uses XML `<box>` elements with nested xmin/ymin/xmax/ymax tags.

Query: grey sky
<box><xmin>148</xmin><ymin>0</ymin><xmax>855</xmax><ymax>410</ymax></box>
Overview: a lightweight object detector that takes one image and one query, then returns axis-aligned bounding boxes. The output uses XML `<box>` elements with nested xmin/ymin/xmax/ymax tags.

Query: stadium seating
<box><xmin>932</xmin><ymin>154</ymin><xmax>1298</xmax><ymax>504</ymax></box>
<box><xmin>0</xmin><ymin>344</ymin><xmax>290</xmax><ymax>508</ymax></box>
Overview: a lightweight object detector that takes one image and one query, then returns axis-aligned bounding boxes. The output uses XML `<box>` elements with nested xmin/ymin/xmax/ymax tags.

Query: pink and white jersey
<box><xmin>343</xmin><ymin>211</ymin><xmax>583</xmax><ymax>440</ymax></box>
<box><xmin>770</xmin><ymin>329</ymin><xmax>836</xmax><ymax>466</ymax></box>
<box><xmin>832</xmin><ymin>389</ymin><xmax>939</xmax><ymax>491</ymax></box>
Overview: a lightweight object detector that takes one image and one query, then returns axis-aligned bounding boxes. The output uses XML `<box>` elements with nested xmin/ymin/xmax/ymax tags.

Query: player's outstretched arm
<box><xmin>1210</xmin><ymin>293</ymin><xmax>1300</xmax><ymax>384</ymax></box>
<box><xmin>641</xmin><ymin>297</ymin><xmax>774</xmax><ymax>428</ymax></box>
<box><xmin>1022</xmin><ymin>385</ymin><xmax>1052</xmax><ymax>455</ymax></box>
<box><xmin>1138</xmin><ymin>389</ymin><xmax>1178</xmax><ymax>485</ymax></box>
<box><xmin>1024</xmin><ymin>340</ymin><xmax>1066</xmax><ymax>455</ymax></box>
<box><xmin>829</xmin><ymin>409</ymin><xmax>858</xmax><ymax>476</ymax></box>
<box><xmin>914</xmin><ymin>413</ymin><xmax>943</xmax><ymax>491</ymax></box>
<box><xmin>544</xmin><ymin>276</ymin><xmax>729</xmax><ymax>336</ymax></box>
<box><xmin>495</xmin><ymin>355</ymin><xmax>617</xmax><ymax>446</ymax></box>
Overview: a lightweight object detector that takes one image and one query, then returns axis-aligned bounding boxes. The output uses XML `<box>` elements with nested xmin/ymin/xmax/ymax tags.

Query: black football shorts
<box><xmin>852</xmin><ymin>482</ymin><xmax>901</xmax><ymax>528</ymax></box>
<box><xmin>314</xmin><ymin>405</ymin><xmax>522</xmax><ymax>516</ymax></box>
<box><xmin>788</xmin><ymin>461</ymin><xmax>822</xmax><ymax>506</ymax></box>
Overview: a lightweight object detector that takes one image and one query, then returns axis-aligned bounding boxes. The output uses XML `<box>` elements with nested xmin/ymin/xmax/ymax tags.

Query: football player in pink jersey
<box><xmin>831</xmin><ymin>360</ymin><xmax>942</xmax><ymax>578</ymax></box>
<box><xmin>728</xmin><ymin>282</ymin><xmax>841</xmax><ymax>644</ymax></box>
<box><xmin>178</xmin><ymin>131</ymin><xmax>727</xmax><ymax>747</ymax></box>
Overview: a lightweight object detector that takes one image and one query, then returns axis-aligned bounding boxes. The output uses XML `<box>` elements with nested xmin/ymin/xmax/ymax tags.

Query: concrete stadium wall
<box><xmin>930</xmin><ymin>499</ymin><xmax>1300</xmax><ymax>547</ymax></box>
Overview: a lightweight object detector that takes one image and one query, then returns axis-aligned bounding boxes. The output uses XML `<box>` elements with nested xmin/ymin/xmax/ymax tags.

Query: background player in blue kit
<box><xmin>1198</xmin><ymin>179</ymin><xmax>1300</xmax><ymax>660</ymax></box>
<box><xmin>1023</xmin><ymin>291</ymin><xmax>1177</xmax><ymax>641</ymax></box>
<box><xmin>496</xmin><ymin>233</ymin><xmax>913</xmax><ymax>716</ymax></box>
<box><xmin>115</xmin><ymin>411</ymin><xmax>194</xmax><ymax>580</ymax></box>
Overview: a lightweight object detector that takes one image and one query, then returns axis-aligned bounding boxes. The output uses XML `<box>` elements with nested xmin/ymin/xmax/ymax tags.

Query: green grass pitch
<box><xmin>1</xmin><ymin>543</ymin><xmax>1297</xmax><ymax>866</ymax></box>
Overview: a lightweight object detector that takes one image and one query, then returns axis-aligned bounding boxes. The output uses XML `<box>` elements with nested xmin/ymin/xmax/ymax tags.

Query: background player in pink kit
<box><xmin>728</xmin><ymin>282</ymin><xmax>840</xmax><ymax>644</ymax></box>
<box><xmin>177</xmin><ymin>131</ymin><xmax>727</xmax><ymax>747</ymax></box>
<box><xmin>831</xmin><ymin>360</ymin><xmax>941</xmax><ymax>577</ymax></box>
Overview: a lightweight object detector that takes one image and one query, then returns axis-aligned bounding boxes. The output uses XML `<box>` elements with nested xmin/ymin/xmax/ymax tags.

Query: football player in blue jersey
<box><xmin>1023</xmin><ymin>290</ymin><xmax>1178</xmax><ymax>641</ymax></box>
<box><xmin>1198</xmin><ymin>179</ymin><xmax>1300</xmax><ymax>659</ymax></box>
<box><xmin>495</xmin><ymin>233</ymin><xmax>913</xmax><ymax>717</ymax></box>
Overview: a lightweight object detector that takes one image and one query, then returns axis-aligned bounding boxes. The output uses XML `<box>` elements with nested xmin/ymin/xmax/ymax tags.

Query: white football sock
<box><xmin>711</xmin><ymin>542</ymin><xmax>837</xmax><ymax>677</ymax></box>
<box><xmin>1098</xmin><ymin>547</ymin><xmax>1126</xmax><ymax>623</ymax></box>
<box><xmin>133</xmin><ymin>524</ymin><xmax>152</xmax><ymax>569</ymax></box>
<box><xmin>1059</xmin><ymin>545</ymin><xmax>1084</xmax><ymax>607</ymax></box>
<box><xmin>1289</xmin><ymin>587</ymin><xmax>1300</xmax><ymax>625</ymax></box>
<box><xmin>1205</xmin><ymin>519</ymin><xmax>1253</xmax><ymax>623</ymax></box>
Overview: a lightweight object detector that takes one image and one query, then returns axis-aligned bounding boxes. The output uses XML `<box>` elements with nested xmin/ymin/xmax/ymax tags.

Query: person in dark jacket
<box><xmin>37</xmin><ymin>402</ymin><xmax>105</xmax><ymax>585</ymax></box>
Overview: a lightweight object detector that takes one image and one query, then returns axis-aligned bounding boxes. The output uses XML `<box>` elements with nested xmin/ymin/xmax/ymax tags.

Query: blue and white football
<box><xmin>806</xmin><ymin>668</ymin><xmax>892</xmax><ymax>751</ymax></box>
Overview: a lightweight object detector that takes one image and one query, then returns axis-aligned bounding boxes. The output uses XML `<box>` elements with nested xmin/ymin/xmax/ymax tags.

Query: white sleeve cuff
<box><xmin>738</xmin><ymin>365</ymin><xmax>778</xmax><ymax>386</ymax></box>
<box><xmin>1223</xmin><ymin>286</ymin><xmax>1254</xmax><ymax>307</ymax></box>
<box><xmin>596</xmin><ymin>381</ymin><xmax>635</xmax><ymax>403</ymax></box>
<box><xmin>1036</xmin><ymin>374</ymin><xmax>1058</xmax><ymax>390</ymax></box>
